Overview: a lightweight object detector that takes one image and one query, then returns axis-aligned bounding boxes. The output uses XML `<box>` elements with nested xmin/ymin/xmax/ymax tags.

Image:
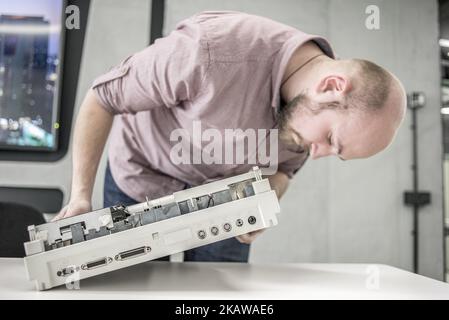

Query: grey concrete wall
<box><xmin>0</xmin><ymin>0</ymin><xmax>444</xmax><ymax>280</ymax></box>
<box><xmin>326</xmin><ymin>0</ymin><xmax>443</xmax><ymax>280</ymax></box>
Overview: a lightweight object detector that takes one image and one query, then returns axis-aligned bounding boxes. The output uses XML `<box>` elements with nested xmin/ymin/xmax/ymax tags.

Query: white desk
<box><xmin>0</xmin><ymin>258</ymin><xmax>448</xmax><ymax>299</ymax></box>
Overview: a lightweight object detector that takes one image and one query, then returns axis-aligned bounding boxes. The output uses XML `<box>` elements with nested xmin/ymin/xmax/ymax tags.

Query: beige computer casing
<box><xmin>23</xmin><ymin>167</ymin><xmax>280</xmax><ymax>290</ymax></box>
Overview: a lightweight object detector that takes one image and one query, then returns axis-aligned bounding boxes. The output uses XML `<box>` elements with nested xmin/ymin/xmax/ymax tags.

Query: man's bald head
<box><xmin>348</xmin><ymin>58</ymin><xmax>406</xmax><ymax>118</ymax></box>
<box><xmin>279</xmin><ymin>56</ymin><xmax>407</xmax><ymax>160</ymax></box>
<box><xmin>344</xmin><ymin>59</ymin><xmax>407</xmax><ymax>152</ymax></box>
<box><xmin>348</xmin><ymin>59</ymin><xmax>392</xmax><ymax>109</ymax></box>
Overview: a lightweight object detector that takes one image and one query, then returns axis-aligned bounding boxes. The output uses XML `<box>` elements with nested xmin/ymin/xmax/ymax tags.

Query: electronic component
<box><xmin>23</xmin><ymin>167</ymin><xmax>280</xmax><ymax>290</ymax></box>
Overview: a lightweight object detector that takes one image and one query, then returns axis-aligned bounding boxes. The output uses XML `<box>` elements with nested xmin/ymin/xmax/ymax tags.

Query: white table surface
<box><xmin>0</xmin><ymin>258</ymin><xmax>448</xmax><ymax>299</ymax></box>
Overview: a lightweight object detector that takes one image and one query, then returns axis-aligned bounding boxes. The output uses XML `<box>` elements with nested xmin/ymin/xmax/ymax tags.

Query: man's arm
<box><xmin>53</xmin><ymin>89</ymin><xmax>113</xmax><ymax>220</ymax></box>
<box><xmin>236</xmin><ymin>171</ymin><xmax>290</xmax><ymax>244</ymax></box>
<box><xmin>266</xmin><ymin>171</ymin><xmax>290</xmax><ymax>199</ymax></box>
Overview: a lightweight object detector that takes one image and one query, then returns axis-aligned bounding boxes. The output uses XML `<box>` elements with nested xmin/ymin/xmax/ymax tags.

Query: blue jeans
<box><xmin>103</xmin><ymin>162</ymin><xmax>250</xmax><ymax>262</ymax></box>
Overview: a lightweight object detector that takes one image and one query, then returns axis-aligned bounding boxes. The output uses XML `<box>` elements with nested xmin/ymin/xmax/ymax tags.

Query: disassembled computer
<box><xmin>23</xmin><ymin>167</ymin><xmax>280</xmax><ymax>290</ymax></box>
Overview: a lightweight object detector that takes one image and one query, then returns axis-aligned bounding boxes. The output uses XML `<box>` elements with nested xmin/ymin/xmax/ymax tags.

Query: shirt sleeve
<box><xmin>91</xmin><ymin>17</ymin><xmax>209</xmax><ymax>115</ymax></box>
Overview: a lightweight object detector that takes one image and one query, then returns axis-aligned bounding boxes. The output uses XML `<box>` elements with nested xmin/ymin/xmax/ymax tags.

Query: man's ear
<box><xmin>316</xmin><ymin>75</ymin><xmax>351</xmax><ymax>97</ymax></box>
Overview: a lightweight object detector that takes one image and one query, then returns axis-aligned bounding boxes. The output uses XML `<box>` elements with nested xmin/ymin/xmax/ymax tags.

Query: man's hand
<box><xmin>236</xmin><ymin>229</ymin><xmax>265</xmax><ymax>244</ymax></box>
<box><xmin>52</xmin><ymin>198</ymin><xmax>92</xmax><ymax>221</ymax></box>
<box><xmin>235</xmin><ymin>171</ymin><xmax>289</xmax><ymax>244</ymax></box>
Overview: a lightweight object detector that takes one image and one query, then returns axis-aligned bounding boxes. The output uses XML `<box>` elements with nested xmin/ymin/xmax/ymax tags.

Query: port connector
<box><xmin>210</xmin><ymin>226</ymin><xmax>219</xmax><ymax>236</ymax></box>
<box><xmin>248</xmin><ymin>216</ymin><xmax>256</xmax><ymax>225</ymax></box>
<box><xmin>198</xmin><ymin>230</ymin><xmax>207</xmax><ymax>239</ymax></box>
<box><xmin>57</xmin><ymin>266</ymin><xmax>77</xmax><ymax>277</ymax></box>
<box><xmin>223</xmin><ymin>223</ymin><xmax>232</xmax><ymax>232</ymax></box>
<box><xmin>81</xmin><ymin>257</ymin><xmax>112</xmax><ymax>270</ymax></box>
<box><xmin>115</xmin><ymin>246</ymin><xmax>151</xmax><ymax>261</ymax></box>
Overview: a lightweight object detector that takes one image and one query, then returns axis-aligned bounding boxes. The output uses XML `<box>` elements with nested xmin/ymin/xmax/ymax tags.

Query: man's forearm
<box><xmin>267</xmin><ymin>171</ymin><xmax>290</xmax><ymax>199</ymax></box>
<box><xmin>236</xmin><ymin>171</ymin><xmax>289</xmax><ymax>244</ymax></box>
<box><xmin>70</xmin><ymin>89</ymin><xmax>113</xmax><ymax>201</ymax></box>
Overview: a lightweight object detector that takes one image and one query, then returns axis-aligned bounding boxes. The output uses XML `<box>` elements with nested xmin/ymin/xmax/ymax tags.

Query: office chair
<box><xmin>0</xmin><ymin>202</ymin><xmax>45</xmax><ymax>258</ymax></box>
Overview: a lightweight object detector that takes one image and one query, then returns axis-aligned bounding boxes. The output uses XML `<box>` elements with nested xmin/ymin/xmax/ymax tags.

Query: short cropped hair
<box><xmin>277</xmin><ymin>59</ymin><xmax>392</xmax><ymax>131</ymax></box>
<box><xmin>349</xmin><ymin>59</ymin><xmax>392</xmax><ymax>111</ymax></box>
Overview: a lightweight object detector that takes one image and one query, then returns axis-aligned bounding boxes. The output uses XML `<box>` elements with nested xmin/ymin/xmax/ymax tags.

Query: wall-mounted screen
<box><xmin>0</xmin><ymin>0</ymin><xmax>64</xmax><ymax>151</ymax></box>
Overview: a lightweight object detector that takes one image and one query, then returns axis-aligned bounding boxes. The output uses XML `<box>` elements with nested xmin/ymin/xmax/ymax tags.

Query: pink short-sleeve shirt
<box><xmin>92</xmin><ymin>11</ymin><xmax>334</xmax><ymax>202</ymax></box>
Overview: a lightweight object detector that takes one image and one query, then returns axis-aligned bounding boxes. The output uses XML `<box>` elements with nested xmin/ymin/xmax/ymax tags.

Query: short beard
<box><xmin>277</xmin><ymin>93</ymin><xmax>347</xmax><ymax>153</ymax></box>
<box><xmin>277</xmin><ymin>93</ymin><xmax>309</xmax><ymax>153</ymax></box>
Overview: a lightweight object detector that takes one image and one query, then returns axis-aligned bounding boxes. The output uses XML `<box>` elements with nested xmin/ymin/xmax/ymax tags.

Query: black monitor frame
<box><xmin>0</xmin><ymin>0</ymin><xmax>90</xmax><ymax>162</ymax></box>
<box><xmin>150</xmin><ymin>0</ymin><xmax>165</xmax><ymax>45</ymax></box>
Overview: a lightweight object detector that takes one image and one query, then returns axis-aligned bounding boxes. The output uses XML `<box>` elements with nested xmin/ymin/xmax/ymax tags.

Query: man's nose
<box><xmin>310</xmin><ymin>143</ymin><xmax>334</xmax><ymax>159</ymax></box>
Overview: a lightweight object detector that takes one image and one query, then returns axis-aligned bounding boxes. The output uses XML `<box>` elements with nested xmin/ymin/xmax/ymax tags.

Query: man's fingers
<box><xmin>52</xmin><ymin>204</ymin><xmax>80</xmax><ymax>221</ymax></box>
<box><xmin>51</xmin><ymin>206</ymin><xmax>68</xmax><ymax>222</ymax></box>
<box><xmin>236</xmin><ymin>229</ymin><xmax>265</xmax><ymax>244</ymax></box>
<box><xmin>236</xmin><ymin>234</ymin><xmax>252</xmax><ymax>244</ymax></box>
<box><xmin>51</xmin><ymin>200</ymin><xmax>92</xmax><ymax>222</ymax></box>
<box><xmin>51</xmin><ymin>210</ymin><xmax>65</xmax><ymax>222</ymax></box>
<box><xmin>61</xmin><ymin>210</ymin><xmax>79</xmax><ymax>219</ymax></box>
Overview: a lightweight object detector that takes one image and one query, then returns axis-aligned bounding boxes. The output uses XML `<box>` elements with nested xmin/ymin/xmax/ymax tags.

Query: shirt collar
<box><xmin>271</xmin><ymin>34</ymin><xmax>336</xmax><ymax>113</ymax></box>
